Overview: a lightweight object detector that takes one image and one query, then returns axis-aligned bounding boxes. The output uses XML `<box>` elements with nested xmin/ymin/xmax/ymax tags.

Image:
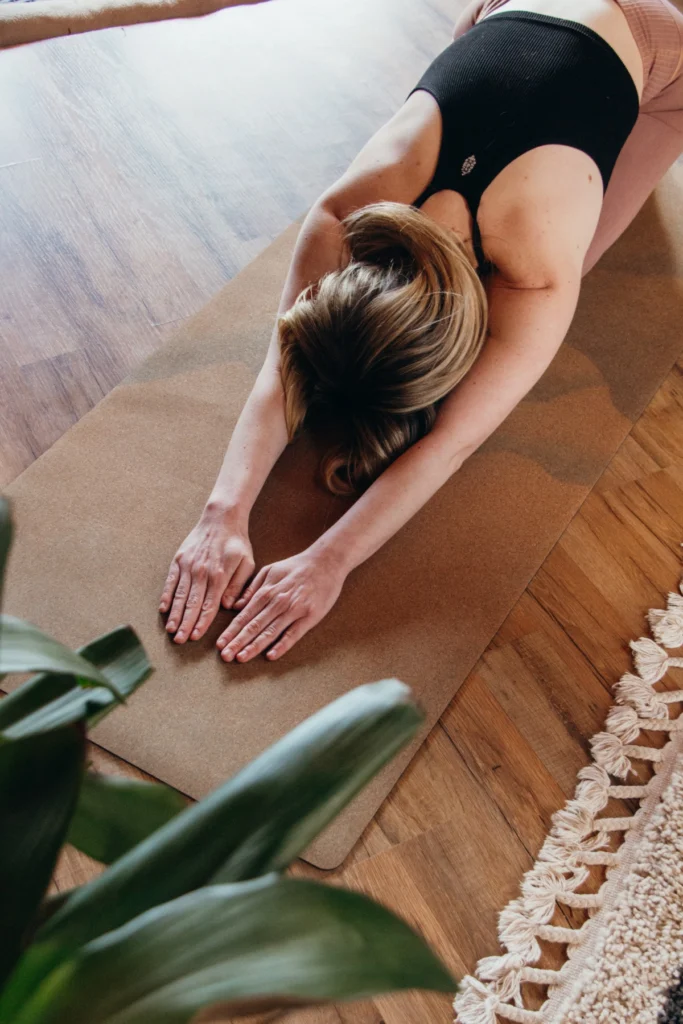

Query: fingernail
<box><xmin>191</xmin><ymin>630</ymin><xmax>200</xmax><ymax>639</ymax></box>
<box><xmin>216</xmin><ymin>638</ymin><xmax>226</xmax><ymax>649</ymax></box>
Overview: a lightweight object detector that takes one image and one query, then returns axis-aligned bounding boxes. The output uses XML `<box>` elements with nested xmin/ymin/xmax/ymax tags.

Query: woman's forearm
<box><xmin>205</xmin><ymin>200</ymin><xmax>346</xmax><ymax>524</ymax></box>
<box><xmin>214</xmin><ymin>426</ymin><xmax>469</xmax><ymax>663</ymax></box>
<box><xmin>309</xmin><ymin>272</ymin><xmax>583</xmax><ymax>578</ymax></box>
<box><xmin>310</xmin><ymin>428</ymin><xmax>465</xmax><ymax>575</ymax></box>
<box><xmin>205</xmin><ymin>364</ymin><xmax>289</xmax><ymax>524</ymax></box>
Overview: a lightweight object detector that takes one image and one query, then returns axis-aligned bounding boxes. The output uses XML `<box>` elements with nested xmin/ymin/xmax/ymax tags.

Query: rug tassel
<box><xmin>590</xmin><ymin>731</ymin><xmax>634</xmax><ymax>778</ymax></box>
<box><xmin>455</xmin><ymin>978</ymin><xmax>543</xmax><ymax>1024</ymax></box>
<box><xmin>477</xmin><ymin>954</ymin><xmax>526</xmax><ymax>1005</ymax></box>
<box><xmin>497</xmin><ymin>900</ymin><xmax>542</xmax><ymax>961</ymax></box>
<box><xmin>614</xmin><ymin>673</ymin><xmax>669</xmax><ymax>719</ymax></box>
<box><xmin>630</xmin><ymin>637</ymin><xmax>683</xmax><ymax>683</ymax></box>
<box><xmin>454</xmin><ymin>977</ymin><xmax>503</xmax><ymax>1024</ymax></box>
<box><xmin>605</xmin><ymin>704</ymin><xmax>643</xmax><ymax>741</ymax></box>
<box><xmin>648</xmin><ymin>591</ymin><xmax>683</xmax><ymax>647</ymax></box>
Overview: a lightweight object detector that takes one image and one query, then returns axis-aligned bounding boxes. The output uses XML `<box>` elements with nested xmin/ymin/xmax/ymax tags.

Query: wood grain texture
<box><xmin>2</xmin><ymin>2</ymin><xmax>683</xmax><ymax>1021</ymax></box>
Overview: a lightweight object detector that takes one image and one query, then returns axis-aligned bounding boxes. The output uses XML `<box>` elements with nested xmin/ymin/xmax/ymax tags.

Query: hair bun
<box><xmin>320</xmin><ymin>445</ymin><xmax>354</xmax><ymax>497</ymax></box>
<box><xmin>343</xmin><ymin>201</ymin><xmax>433</xmax><ymax>278</ymax></box>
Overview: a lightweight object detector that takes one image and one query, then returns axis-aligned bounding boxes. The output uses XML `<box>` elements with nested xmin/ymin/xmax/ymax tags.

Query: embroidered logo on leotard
<box><xmin>461</xmin><ymin>154</ymin><xmax>476</xmax><ymax>176</ymax></box>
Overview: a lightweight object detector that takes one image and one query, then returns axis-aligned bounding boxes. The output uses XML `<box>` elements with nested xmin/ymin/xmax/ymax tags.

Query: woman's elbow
<box><xmin>423</xmin><ymin>428</ymin><xmax>475</xmax><ymax>478</ymax></box>
<box><xmin>446</xmin><ymin>444</ymin><xmax>475</xmax><ymax>476</ymax></box>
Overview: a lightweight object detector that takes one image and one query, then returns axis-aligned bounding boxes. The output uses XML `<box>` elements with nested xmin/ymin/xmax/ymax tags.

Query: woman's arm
<box><xmin>452</xmin><ymin>0</ymin><xmax>488</xmax><ymax>38</ymax></box>
<box><xmin>216</xmin><ymin>268</ymin><xmax>582</xmax><ymax>662</ymax></box>
<box><xmin>204</xmin><ymin>200</ymin><xmax>346</xmax><ymax>520</ymax></box>
<box><xmin>312</xmin><ymin>268</ymin><xmax>582</xmax><ymax>569</ymax></box>
<box><xmin>160</xmin><ymin>104</ymin><xmax>438</xmax><ymax>644</ymax></box>
<box><xmin>159</xmin><ymin>200</ymin><xmax>346</xmax><ymax>641</ymax></box>
<box><xmin>205</xmin><ymin>103</ymin><xmax>437</xmax><ymax>518</ymax></box>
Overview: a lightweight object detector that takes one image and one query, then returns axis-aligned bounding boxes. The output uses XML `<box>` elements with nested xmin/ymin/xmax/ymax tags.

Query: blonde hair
<box><xmin>279</xmin><ymin>200</ymin><xmax>488</xmax><ymax>496</ymax></box>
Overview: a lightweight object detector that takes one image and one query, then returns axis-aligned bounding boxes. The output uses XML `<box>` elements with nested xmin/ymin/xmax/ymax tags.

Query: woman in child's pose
<box><xmin>160</xmin><ymin>0</ymin><xmax>683</xmax><ymax>662</ymax></box>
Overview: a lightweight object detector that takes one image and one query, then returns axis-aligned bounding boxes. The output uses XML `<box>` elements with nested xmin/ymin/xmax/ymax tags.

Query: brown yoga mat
<box><xmin>3</xmin><ymin>167</ymin><xmax>683</xmax><ymax>869</ymax></box>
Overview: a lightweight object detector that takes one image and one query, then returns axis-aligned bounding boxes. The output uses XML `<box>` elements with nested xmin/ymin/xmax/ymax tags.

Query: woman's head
<box><xmin>279</xmin><ymin>200</ymin><xmax>488</xmax><ymax>495</ymax></box>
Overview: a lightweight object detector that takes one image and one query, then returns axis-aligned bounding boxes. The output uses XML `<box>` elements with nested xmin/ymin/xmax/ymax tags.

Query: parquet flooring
<box><xmin>2</xmin><ymin>3</ymin><xmax>683</xmax><ymax>1022</ymax></box>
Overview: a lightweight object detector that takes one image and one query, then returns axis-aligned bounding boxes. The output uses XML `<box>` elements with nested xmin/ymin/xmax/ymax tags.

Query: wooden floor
<box><xmin>3</xmin><ymin>3</ymin><xmax>683</xmax><ymax>1022</ymax></box>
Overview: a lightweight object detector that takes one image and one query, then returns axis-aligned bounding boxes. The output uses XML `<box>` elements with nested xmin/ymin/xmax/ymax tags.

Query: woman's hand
<box><xmin>216</xmin><ymin>547</ymin><xmax>347</xmax><ymax>663</ymax></box>
<box><xmin>159</xmin><ymin>507</ymin><xmax>255</xmax><ymax>644</ymax></box>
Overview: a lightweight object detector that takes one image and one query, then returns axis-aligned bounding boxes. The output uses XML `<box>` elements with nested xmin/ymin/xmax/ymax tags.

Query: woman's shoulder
<box><xmin>478</xmin><ymin>145</ymin><xmax>605</xmax><ymax>287</ymax></box>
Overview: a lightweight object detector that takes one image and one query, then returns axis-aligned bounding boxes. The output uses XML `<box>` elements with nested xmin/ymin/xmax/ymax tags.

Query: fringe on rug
<box><xmin>454</xmin><ymin>570</ymin><xmax>683</xmax><ymax>1024</ymax></box>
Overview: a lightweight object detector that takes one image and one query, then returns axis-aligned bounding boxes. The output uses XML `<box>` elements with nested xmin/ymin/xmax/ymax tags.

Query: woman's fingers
<box><xmin>186</xmin><ymin>555</ymin><xmax>256</xmax><ymax>642</ymax></box>
<box><xmin>221</xmin><ymin>557</ymin><xmax>258</xmax><ymax>611</ymax></box>
<box><xmin>218</xmin><ymin>597</ymin><xmax>286</xmax><ymax>661</ymax></box>
<box><xmin>159</xmin><ymin>561</ymin><xmax>181</xmax><ymax>613</ymax></box>
<box><xmin>266</xmin><ymin>617</ymin><xmax>312</xmax><ymax>661</ymax></box>
<box><xmin>166</xmin><ymin>567</ymin><xmax>194</xmax><ymax>634</ymax></box>
<box><xmin>227</xmin><ymin>612</ymin><xmax>293</xmax><ymax>663</ymax></box>
<box><xmin>188</xmin><ymin>576</ymin><xmax>229</xmax><ymax>641</ymax></box>
<box><xmin>164</xmin><ymin>557</ymin><xmax>260</xmax><ymax>644</ymax></box>
<box><xmin>172</xmin><ymin>574</ymin><xmax>209</xmax><ymax>643</ymax></box>
<box><xmin>216</xmin><ymin>582</ymin><xmax>273</xmax><ymax>650</ymax></box>
<box><xmin>232</xmin><ymin>567</ymin><xmax>266</xmax><ymax>610</ymax></box>
<box><xmin>161</xmin><ymin>515</ymin><xmax>256</xmax><ymax>644</ymax></box>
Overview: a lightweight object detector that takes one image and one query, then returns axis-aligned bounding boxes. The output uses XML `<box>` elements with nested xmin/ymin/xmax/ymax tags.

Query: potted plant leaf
<box><xmin>0</xmin><ymin>496</ymin><xmax>455</xmax><ymax>1023</ymax></box>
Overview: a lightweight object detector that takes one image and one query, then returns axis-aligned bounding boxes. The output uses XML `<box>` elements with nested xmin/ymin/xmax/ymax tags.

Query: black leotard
<box><xmin>409</xmin><ymin>11</ymin><xmax>640</xmax><ymax>268</ymax></box>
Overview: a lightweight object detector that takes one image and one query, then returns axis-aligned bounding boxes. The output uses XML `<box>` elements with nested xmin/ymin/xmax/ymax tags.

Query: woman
<box><xmin>160</xmin><ymin>0</ymin><xmax>683</xmax><ymax>663</ymax></box>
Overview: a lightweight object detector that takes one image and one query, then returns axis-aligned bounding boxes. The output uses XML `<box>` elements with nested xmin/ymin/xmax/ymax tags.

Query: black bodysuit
<box><xmin>409</xmin><ymin>11</ymin><xmax>640</xmax><ymax>268</ymax></box>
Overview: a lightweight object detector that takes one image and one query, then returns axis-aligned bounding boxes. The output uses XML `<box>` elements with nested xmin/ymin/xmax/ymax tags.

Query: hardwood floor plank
<box><xmin>346</xmin><ymin>799</ymin><xmax>536</xmax><ymax>1022</ymax></box>
<box><xmin>442</xmin><ymin>672</ymin><xmax>575</xmax><ymax>854</ymax></box>
<box><xmin>489</xmin><ymin>589</ymin><xmax>557</xmax><ymax>648</ymax></box>
<box><xmin>344</xmin><ymin>809</ymin><xmax>532</xmax><ymax>989</ymax></box>
<box><xmin>530</xmin><ymin>548</ymin><xmax>641</xmax><ymax>684</ymax></box>
<box><xmin>630</xmin><ymin>361</ymin><xmax>683</xmax><ymax>468</ymax></box>
<box><xmin>370</xmin><ymin>723</ymin><xmax>488</xmax><ymax>851</ymax></box>
<box><xmin>475</xmin><ymin>642</ymin><xmax>590</xmax><ymax>796</ymax></box>
<box><xmin>596</xmin><ymin>434</ymin><xmax>664</xmax><ymax>493</ymax></box>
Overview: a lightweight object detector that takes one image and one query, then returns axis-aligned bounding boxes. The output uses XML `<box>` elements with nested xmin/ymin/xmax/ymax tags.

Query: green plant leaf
<box><xmin>0</xmin><ymin>496</ymin><xmax>11</xmax><ymax>609</ymax></box>
<box><xmin>16</xmin><ymin>877</ymin><xmax>455</xmax><ymax>1024</ymax></box>
<box><xmin>0</xmin><ymin>626</ymin><xmax>152</xmax><ymax>737</ymax></box>
<box><xmin>0</xmin><ymin>673</ymin><xmax>75</xmax><ymax>731</ymax></box>
<box><xmin>2</xmin><ymin>686</ymin><xmax>120</xmax><ymax>739</ymax></box>
<box><xmin>0</xmin><ymin>724</ymin><xmax>85</xmax><ymax>988</ymax></box>
<box><xmin>0</xmin><ymin>615</ymin><xmax>125</xmax><ymax>701</ymax></box>
<box><xmin>45</xmin><ymin>679</ymin><xmax>421</xmax><ymax>942</ymax></box>
<box><xmin>1</xmin><ymin>679</ymin><xmax>422</xmax><ymax>1009</ymax></box>
<box><xmin>68</xmin><ymin>773</ymin><xmax>187</xmax><ymax>864</ymax></box>
<box><xmin>33</xmin><ymin>890</ymin><xmax>79</xmax><ymax>932</ymax></box>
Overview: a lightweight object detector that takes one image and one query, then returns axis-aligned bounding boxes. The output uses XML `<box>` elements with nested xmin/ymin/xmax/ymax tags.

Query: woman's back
<box><xmin>399</xmin><ymin>0</ymin><xmax>644</xmax><ymax>286</ymax></box>
<box><xmin>478</xmin><ymin>0</ymin><xmax>644</xmax><ymax>96</ymax></box>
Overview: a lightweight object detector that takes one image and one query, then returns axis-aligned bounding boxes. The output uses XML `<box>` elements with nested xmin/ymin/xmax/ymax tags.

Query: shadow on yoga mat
<box><xmin>3</xmin><ymin>168</ymin><xmax>683</xmax><ymax>869</ymax></box>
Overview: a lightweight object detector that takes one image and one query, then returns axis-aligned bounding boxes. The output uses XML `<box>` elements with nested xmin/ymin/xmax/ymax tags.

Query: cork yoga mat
<box><xmin>3</xmin><ymin>168</ymin><xmax>683</xmax><ymax>869</ymax></box>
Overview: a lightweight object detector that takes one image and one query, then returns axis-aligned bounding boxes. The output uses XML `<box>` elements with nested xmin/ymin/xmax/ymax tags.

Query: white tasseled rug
<box><xmin>455</xmin><ymin>565</ymin><xmax>683</xmax><ymax>1024</ymax></box>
